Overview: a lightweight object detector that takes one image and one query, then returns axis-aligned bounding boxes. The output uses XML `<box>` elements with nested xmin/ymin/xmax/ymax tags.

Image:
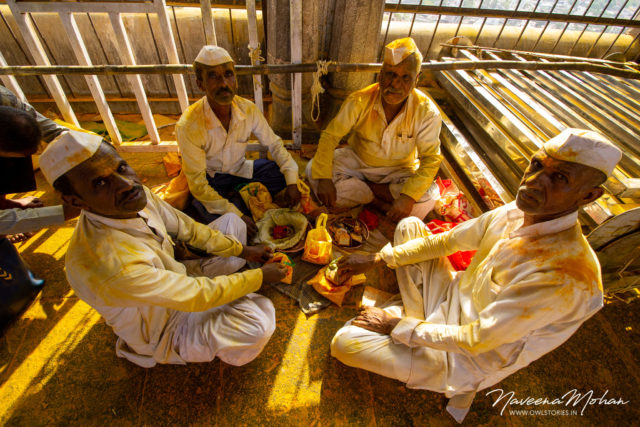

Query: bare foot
<box><xmin>0</xmin><ymin>196</ymin><xmax>44</xmax><ymax>210</ymax></box>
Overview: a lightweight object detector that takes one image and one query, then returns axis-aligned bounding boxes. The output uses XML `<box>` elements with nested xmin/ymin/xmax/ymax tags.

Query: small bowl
<box><xmin>327</xmin><ymin>216</ymin><xmax>370</xmax><ymax>249</ymax></box>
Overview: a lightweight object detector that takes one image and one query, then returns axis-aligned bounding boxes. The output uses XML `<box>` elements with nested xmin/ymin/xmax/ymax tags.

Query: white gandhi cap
<box><xmin>543</xmin><ymin>128</ymin><xmax>622</xmax><ymax>177</ymax></box>
<box><xmin>39</xmin><ymin>130</ymin><xmax>103</xmax><ymax>185</ymax></box>
<box><xmin>194</xmin><ymin>45</ymin><xmax>233</xmax><ymax>67</ymax></box>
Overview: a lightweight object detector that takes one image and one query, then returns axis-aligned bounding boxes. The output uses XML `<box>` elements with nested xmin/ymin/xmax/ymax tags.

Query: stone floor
<box><xmin>1</xmin><ymin>151</ymin><xmax>638</xmax><ymax>426</ymax></box>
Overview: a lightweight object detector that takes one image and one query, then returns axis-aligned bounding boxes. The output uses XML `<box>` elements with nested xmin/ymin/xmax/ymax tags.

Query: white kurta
<box><xmin>331</xmin><ymin>203</ymin><xmax>603</xmax><ymax>421</ymax></box>
<box><xmin>65</xmin><ymin>187</ymin><xmax>275</xmax><ymax>367</ymax></box>
<box><xmin>176</xmin><ymin>96</ymin><xmax>299</xmax><ymax>217</ymax></box>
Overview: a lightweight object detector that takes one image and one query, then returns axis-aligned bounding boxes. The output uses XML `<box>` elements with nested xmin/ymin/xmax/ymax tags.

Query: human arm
<box><xmin>100</xmin><ymin>260</ymin><xmax>264</xmax><ymax>312</ymax></box>
<box><xmin>399</xmin><ymin>103</ymin><xmax>443</xmax><ymax>202</ymax></box>
<box><xmin>378</xmin><ymin>209</ymin><xmax>495</xmax><ymax>268</ymax></box>
<box><xmin>175</xmin><ymin>117</ymin><xmax>244</xmax><ymax>217</ymax></box>
<box><xmin>250</xmin><ymin>104</ymin><xmax>299</xmax><ymax>187</ymax></box>
<box><xmin>0</xmin><ymin>206</ymin><xmax>65</xmax><ymax>235</ymax></box>
<box><xmin>152</xmin><ymin>189</ymin><xmax>245</xmax><ymax>257</ymax></box>
<box><xmin>0</xmin><ymin>86</ymin><xmax>65</xmax><ymax>143</ymax></box>
<box><xmin>310</xmin><ymin>94</ymin><xmax>364</xmax><ymax>181</ymax></box>
<box><xmin>390</xmin><ymin>272</ymin><xmax>591</xmax><ymax>356</ymax></box>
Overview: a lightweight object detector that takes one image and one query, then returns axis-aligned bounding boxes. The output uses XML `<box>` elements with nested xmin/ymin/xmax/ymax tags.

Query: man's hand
<box><xmin>317</xmin><ymin>179</ymin><xmax>337</xmax><ymax>208</ymax></box>
<box><xmin>337</xmin><ymin>252</ymin><xmax>384</xmax><ymax>277</ymax></box>
<box><xmin>240</xmin><ymin>245</ymin><xmax>273</xmax><ymax>263</ymax></box>
<box><xmin>352</xmin><ymin>306</ymin><xmax>401</xmax><ymax>335</ymax></box>
<box><xmin>260</xmin><ymin>263</ymin><xmax>288</xmax><ymax>284</ymax></box>
<box><xmin>242</xmin><ymin>214</ymin><xmax>258</xmax><ymax>239</ymax></box>
<box><xmin>387</xmin><ymin>194</ymin><xmax>415</xmax><ymax>222</ymax></box>
<box><xmin>63</xmin><ymin>203</ymin><xmax>81</xmax><ymax>220</ymax></box>
<box><xmin>284</xmin><ymin>184</ymin><xmax>301</xmax><ymax>207</ymax></box>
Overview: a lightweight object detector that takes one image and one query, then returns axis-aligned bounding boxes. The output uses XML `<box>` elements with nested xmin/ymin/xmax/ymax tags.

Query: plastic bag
<box><xmin>266</xmin><ymin>252</ymin><xmax>294</xmax><ymax>284</ymax></box>
<box><xmin>239</xmin><ymin>182</ymin><xmax>280</xmax><ymax>221</ymax></box>
<box><xmin>302</xmin><ymin>213</ymin><xmax>332</xmax><ymax>265</ymax></box>
<box><xmin>256</xmin><ymin>208</ymin><xmax>308</xmax><ymax>250</ymax></box>
<box><xmin>426</xmin><ymin>219</ymin><xmax>476</xmax><ymax>271</ymax></box>
<box><xmin>435</xmin><ymin>178</ymin><xmax>474</xmax><ymax>223</ymax></box>
<box><xmin>297</xmin><ymin>180</ymin><xmax>320</xmax><ymax>215</ymax></box>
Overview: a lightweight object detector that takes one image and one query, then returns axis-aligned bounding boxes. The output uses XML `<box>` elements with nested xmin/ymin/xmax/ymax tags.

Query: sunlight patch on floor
<box><xmin>267</xmin><ymin>311</ymin><xmax>322</xmax><ymax>412</ymax></box>
<box><xmin>0</xmin><ymin>300</ymin><xmax>100</xmax><ymax>423</ymax></box>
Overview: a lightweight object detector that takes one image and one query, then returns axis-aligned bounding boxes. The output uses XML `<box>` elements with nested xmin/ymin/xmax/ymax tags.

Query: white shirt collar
<box><xmin>203</xmin><ymin>96</ymin><xmax>246</xmax><ymax>129</ymax></box>
<box><xmin>507</xmin><ymin>204</ymin><xmax>579</xmax><ymax>239</ymax></box>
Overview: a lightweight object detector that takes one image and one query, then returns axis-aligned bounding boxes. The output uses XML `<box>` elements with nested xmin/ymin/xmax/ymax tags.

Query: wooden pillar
<box><xmin>60</xmin><ymin>12</ymin><xmax>122</xmax><ymax>145</ymax></box>
<box><xmin>200</xmin><ymin>0</ymin><xmax>217</xmax><ymax>46</ymax></box>
<box><xmin>109</xmin><ymin>13</ymin><xmax>161</xmax><ymax>144</ymax></box>
<box><xmin>0</xmin><ymin>51</ymin><xmax>26</xmax><ymax>102</ymax></box>
<box><xmin>153</xmin><ymin>0</ymin><xmax>189</xmax><ymax>112</ymax></box>
<box><xmin>6</xmin><ymin>0</ymin><xmax>79</xmax><ymax>126</ymax></box>
<box><xmin>328</xmin><ymin>0</ymin><xmax>385</xmax><ymax>94</ymax></box>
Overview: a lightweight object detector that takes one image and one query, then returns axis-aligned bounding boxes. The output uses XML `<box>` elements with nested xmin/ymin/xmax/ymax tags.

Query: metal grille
<box><xmin>381</xmin><ymin>0</ymin><xmax>640</xmax><ymax>61</ymax></box>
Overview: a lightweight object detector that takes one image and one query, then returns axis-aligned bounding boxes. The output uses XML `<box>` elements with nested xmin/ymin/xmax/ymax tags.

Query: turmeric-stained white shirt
<box><xmin>311</xmin><ymin>84</ymin><xmax>442</xmax><ymax>201</ymax></box>
<box><xmin>65</xmin><ymin>187</ymin><xmax>263</xmax><ymax>367</ymax></box>
<box><xmin>380</xmin><ymin>202</ymin><xmax>603</xmax><ymax>392</ymax></box>
<box><xmin>176</xmin><ymin>96</ymin><xmax>299</xmax><ymax>216</ymax></box>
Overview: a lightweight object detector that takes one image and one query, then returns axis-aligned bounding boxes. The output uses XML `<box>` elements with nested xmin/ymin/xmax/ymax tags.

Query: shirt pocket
<box><xmin>390</xmin><ymin>134</ymin><xmax>416</xmax><ymax>160</ymax></box>
<box><xmin>223</xmin><ymin>141</ymin><xmax>248</xmax><ymax>169</ymax></box>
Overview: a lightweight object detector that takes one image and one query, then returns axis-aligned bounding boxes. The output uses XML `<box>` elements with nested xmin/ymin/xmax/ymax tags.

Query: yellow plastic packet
<box><xmin>302</xmin><ymin>213</ymin><xmax>332</xmax><ymax>265</ymax></box>
<box><xmin>297</xmin><ymin>180</ymin><xmax>320</xmax><ymax>214</ymax></box>
<box><xmin>266</xmin><ymin>252</ymin><xmax>294</xmax><ymax>284</ymax></box>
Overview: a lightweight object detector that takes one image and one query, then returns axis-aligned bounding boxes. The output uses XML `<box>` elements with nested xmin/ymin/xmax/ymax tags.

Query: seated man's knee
<box><xmin>330</xmin><ymin>325</ymin><xmax>365</xmax><ymax>365</ymax></box>
<box><xmin>236</xmin><ymin>296</ymin><xmax>276</xmax><ymax>343</ymax></box>
<box><xmin>395</xmin><ymin>216</ymin><xmax>428</xmax><ymax>244</ymax></box>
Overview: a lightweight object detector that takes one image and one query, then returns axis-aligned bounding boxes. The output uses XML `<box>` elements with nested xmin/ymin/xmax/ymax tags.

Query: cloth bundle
<box><xmin>308</xmin><ymin>259</ymin><xmax>366</xmax><ymax>306</ymax></box>
<box><xmin>256</xmin><ymin>209</ymin><xmax>308</xmax><ymax>250</ymax></box>
<box><xmin>239</xmin><ymin>182</ymin><xmax>280</xmax><ymax>221</ymax></box>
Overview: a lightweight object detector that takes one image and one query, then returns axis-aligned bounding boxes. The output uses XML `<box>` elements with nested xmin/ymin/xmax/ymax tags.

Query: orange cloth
<box><xmin>152</xmin><ymin>171</ymin><xmax>191</xmax><ymax>211</ymax></box>
<box><xmin>308</xmin><ymin>267</ymin><xmax>366</xmax><ymax>306</ymax></box>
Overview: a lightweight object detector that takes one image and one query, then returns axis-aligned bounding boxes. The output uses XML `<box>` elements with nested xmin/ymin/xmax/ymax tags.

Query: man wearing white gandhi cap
<box><xmin>307</xmin><ymin>37</ymin><xmax>442</xmax><ymax>222</ymax></box>
<box><xmin>176</xmin><ymin>45</ymin><xmax>300</xmax><ymax>236</ymax></box>
<box><xmin>40</xmin><ymin>131</ymin><xmax>288</xmax><ymax>367</ymax></box>
<box><xmin>331</xmin><ymin>128</ymin><xmax>621</xmax><ymax>422</ymax></box>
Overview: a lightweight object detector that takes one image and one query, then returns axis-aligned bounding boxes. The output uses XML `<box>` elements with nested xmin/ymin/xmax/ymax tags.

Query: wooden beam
<box><xmin>289</xmin><ymin>0</ymin><xmax>302</xmax><ymax>149</ymax></box>
<box><xmin>0</xmin><ymin>50</ymin><xmax>26</xmax><ymax>102</ymax></box>
<box><xmin>6</xmin><ymin>0</ymin><xmax>79</xmax><ymax>126</ymax></box>
<box><xmin>153</xmin><ymin>0</ymin><xmax>190</xmax><ymax>112</ymax></box>
<box><xmin>109</xmin><ymin>12</ymin><xmax>161</xmax><ymax>144</ymax></box>
<box><xmin>60</xmin><ymin>12</ymin><xmax>122</xmax><ymax>145</ymax></box>
<box><xmin>2</xmin><ymin>61</ymin><xmax>640</xmax><ymax>80</ymax></box>
<box><xmin>200</xmin><ymin>0</ymin><xmax>217</xmax><ymax>45</ymax></box>
<box><xmin>246</xmin><ymin>0</ymin><xmax>264</xmax><ymax>113</ymax></box>
<box><xmin>12</xmin><ymin>2</ymin><xmax>153</xmax><ymax>14</ymax></box>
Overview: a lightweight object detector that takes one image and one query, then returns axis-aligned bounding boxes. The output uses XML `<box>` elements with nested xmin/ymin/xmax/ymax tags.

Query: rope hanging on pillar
<box><xmin>310</xmin><ymin>60</ymin><xmax>333</xmax><ymax>122</ymax></box>
<box><xmin>248</xmin><ymin>43</ymin><xmax>266</xmax><ymax>63</ymax></box>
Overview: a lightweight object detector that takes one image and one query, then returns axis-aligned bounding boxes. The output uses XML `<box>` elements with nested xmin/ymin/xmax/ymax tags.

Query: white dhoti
<box><xmin>306</xmin><ymin>147</ymin><xmax>439</xmax><ymax>219</ymax></box>
<box><xmin>331</xmin><ymin>217</ymin><xmax>474</xmax><ymax>422</ymax></box>
<box><xmin>177</xmin><ymin>213</ymin><xmax>276</xmax><ymax>365</ymax></box>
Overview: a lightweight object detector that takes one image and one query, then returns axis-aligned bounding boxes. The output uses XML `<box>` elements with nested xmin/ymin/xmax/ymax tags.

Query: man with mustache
<box><xmin>177</xmin><ymin>46</ymin><xmax>300</xmax><ymax>237</ymax></box>
<box><xmin>330</xmin><ymin>129</ymin><xmax>621</xmax><ymax>422</ymax></box>
<box><xmin>306</xmin><ymin>37</ymin><xmax>442</xmax><ymax>222</ymax></box>
<box><xmin>40</xmin><ymin>131</ymin><xmax>287</xmax><ymax>367</ymax></box>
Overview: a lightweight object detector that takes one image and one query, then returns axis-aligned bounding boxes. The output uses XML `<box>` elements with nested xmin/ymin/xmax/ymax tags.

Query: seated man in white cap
<box><xmin>176</xmin><ymin>45</ymin><xmax>300</xmax><ymax>236</ymax></box>
<box><xmin>330</xmin><ymin>128</ymin><xmax>621</xmax><ymax>422</ymax></box>
<box><xmin>39</xmin><ymin>130</ymin><xmax>288</xmax><ymax>367</ymax></box>
<box><xmin>306</xmin><ymin>37</ymin><xmax>442</xmax><ymax>222</ymax></box>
